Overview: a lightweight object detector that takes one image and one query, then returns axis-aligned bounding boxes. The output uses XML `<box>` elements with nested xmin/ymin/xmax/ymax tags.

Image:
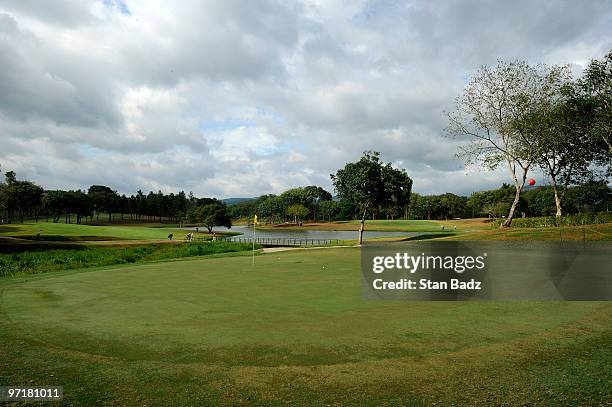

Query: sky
<box><xmin>0</xmin><ymin>0</ymin><xmax>611</xmax><ymax>198</ymax></box>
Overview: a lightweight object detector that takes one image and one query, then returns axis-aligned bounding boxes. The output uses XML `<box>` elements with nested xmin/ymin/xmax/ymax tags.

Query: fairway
<box><xmin>0</xmin><ymin>222</ymin><xmax>188</xmax><ymax>241</ymax></box>
<box><xmin>1</xmin><ymin>248</ymin><xmax>610</xmax><ymax>405</ymax></box>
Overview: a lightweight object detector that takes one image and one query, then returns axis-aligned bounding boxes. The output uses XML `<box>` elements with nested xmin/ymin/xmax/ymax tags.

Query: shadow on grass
<box><xmin>399</xmin><ymin>233</ymin><xmax>456</xmax><ymax>241</ymax></box>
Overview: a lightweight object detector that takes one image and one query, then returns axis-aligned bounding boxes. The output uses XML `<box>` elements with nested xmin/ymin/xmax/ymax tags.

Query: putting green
<box><xmin>1</xmin><ymin>248</ymin><xmax>610</xmax><ymax>405</ymax></box>
<box><xmin>1</xmin><ymin>248</ymin><xmax>608</xmax><ymax>364</ymax></box>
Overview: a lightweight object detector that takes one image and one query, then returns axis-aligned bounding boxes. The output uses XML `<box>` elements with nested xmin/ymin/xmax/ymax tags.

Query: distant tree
<box><xmin>439</xmin><ymin>193</ymin><xmax>467</xmax><ymax>220</ymax></box>
<box><xmin>43</xmin><ymin>190</ymin><xmax>67</xmax><ymax>223</ymax></box>
<box><xmin>188</xmin><ymin>200</ymin><xmax>232</xmax><ymax>233</ymax></box>
<box><xmin>448</xmin><ymin>61</ymin><xmax>567</xmax><ymax>227</ymax></box>
<box><xmin>302</xmin><ymin>185</ymin><xmax>333</xmax><ymax>221</ymax></box>
<box><xmin>337</xmin><ymin>199</ymin><xmax>357</xmax><ymax>221</ymax></box>
<box><xmin>5</xmin><ymin>171</ymin><xmax>16</xmax><ymax>185</ymax></box>
<box><xmin>465</xmin><ymin>184</ymin><xmax>529</xmax><ymax>219</ymax></box>
<box><xmin>88</xmin><ymin>185</ymin><xmax>117</xmax><ymax>222</ymax></box>
<box><xmin>67</xmin><ymin>190</ymin><xmax>93</xmax><ymax>224</ymax></box>
<box><xmin>0</xmin><ymin>165</ymin><xmax>6</xmax><ymax>221</ymax></box>
<box><xmin>319</xmin><ymin>200</ymin><xmax>340</xmax><ymax>222</ymax></box>
<box><xmin>286</xmin><ymin>203</ymin><xmax>309</xmax><ymax>223</ymax></box>
<box><xmin>258</xmin><ymin>195</ymin><xmax>283</xmax><ymax>223</ymax></box>
<box><xmin>566</xmin><ymin>180</ymin><xmax>611</xmax><ymax>213</ymax></box>
<box><xmin>8</xmin><ymin>180</ymin><xmax>44</xmax><ymax>223</ymax></box>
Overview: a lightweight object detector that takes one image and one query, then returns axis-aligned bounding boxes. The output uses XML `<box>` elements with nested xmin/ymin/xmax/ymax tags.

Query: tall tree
<box><xmin>88</xmin><ymin>185</ymin><xmax>116</xmax><ymax>222</ymax></box>
<box><xmin>9</xmin><ymin>181</ymin><xmax>44</xmax><ymax>223</ymax></box>
<box><xmin>516</xmin><ymin>68</ymin><xmax>592</xmax><ymax>217</ymax></box>
<box><xmin>331</xmin><ymin>151</ymin><xmax>410</xmax><ymax>244</ymax></box>
<box><xmin>381</xmin><ymin>164</ymin><xmax>413</xmax><ymax>220</ymax></box>
<box><xmin>580</xmin><ymin>50</ymin><xmax>612</xmax><ymax>155</ymax></box>
<box><xmin>448</xmin><ymin>61</ymin><xmax>565</xmax><ymax>227</ymax></box>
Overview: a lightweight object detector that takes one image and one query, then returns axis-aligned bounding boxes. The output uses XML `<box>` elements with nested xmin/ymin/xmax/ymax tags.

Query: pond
<box><xmin>205</xmin><ymin>225</ymin><xmax>418</xmax><ymax>241</ymax></box>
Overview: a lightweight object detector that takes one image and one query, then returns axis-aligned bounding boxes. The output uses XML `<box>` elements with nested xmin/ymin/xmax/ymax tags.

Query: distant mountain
<box><xmin>222</xmin><ymin>197</ymin><xmax>256</xmax><ymax>206</ymax></box>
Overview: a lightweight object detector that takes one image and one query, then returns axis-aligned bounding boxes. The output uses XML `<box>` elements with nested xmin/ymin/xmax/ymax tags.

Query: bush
<box><xmin>493</xmin><ymin>212</ymin><xmax>612</xmax><ymax>228</ymax></box>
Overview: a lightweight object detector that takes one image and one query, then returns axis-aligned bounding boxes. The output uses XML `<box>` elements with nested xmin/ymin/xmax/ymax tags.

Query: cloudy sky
<box><xmin>0</xmin><ymin>0</ymin><xmax>610</xmax><ymax>198</ymax></box>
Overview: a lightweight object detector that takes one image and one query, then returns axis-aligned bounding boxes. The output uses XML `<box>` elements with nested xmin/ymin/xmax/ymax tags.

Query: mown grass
<box><xmin>260</xmin><ymin>219</ymin><xmax>447</xmax><ymax>232</ymax></box>
<box><xmin>0</xmin><ymin>247</ymin><xmax>610</xmax><ymax>405</ymax></box>
<box><xmin>0</xmin><ymin>222</ymin><xmax>238</xmax><ymax>241</ymax></box>
<box><xmin>0</xmin><ymin>241</ymin><xmax>257</xmax><ymax>277</ymax></box>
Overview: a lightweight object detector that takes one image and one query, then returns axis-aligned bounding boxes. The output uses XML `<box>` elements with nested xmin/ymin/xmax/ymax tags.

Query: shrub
<box><xmin>493</xmin><ymin>212</ymin><xmax>612</xmax><ymax>228</ymax></box>
<box><xmin>0</xmin><ymin>241</ymin><xmax>258</xmax><ymax>278</ymax></box>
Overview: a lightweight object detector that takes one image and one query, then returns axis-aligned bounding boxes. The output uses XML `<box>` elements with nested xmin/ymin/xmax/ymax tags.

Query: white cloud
<box><xmin>0</xmin><ymin>0</ymin><xmax>610</xmax><ymax>198</ymax></box>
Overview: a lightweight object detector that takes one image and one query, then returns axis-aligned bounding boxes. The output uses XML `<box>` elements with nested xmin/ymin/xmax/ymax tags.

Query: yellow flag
<box><xmin>253</xmin><ymin>215</ymin><xmax>258</xmax><ymax>225</ymax></box>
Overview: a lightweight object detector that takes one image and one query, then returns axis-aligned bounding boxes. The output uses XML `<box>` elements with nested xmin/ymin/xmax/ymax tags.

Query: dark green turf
<box><xmin>0</xmin><ymin>248</ymin><xmax>610</xmax><ymax>405</ymax></box>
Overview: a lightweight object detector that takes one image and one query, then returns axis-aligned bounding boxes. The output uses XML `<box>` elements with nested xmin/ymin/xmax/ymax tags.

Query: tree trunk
<box><xmin>552</xmin><ymin>184</ymin><xmax>562</xmax><ymax>217</ymax></box>
<box><xmin>502</xmin><ymin>164</ymin><xmax>529</xmax><ymax>228</ymax></box>
<box><xmin>358</xmin><ymin>208</ymin><xmax>367</xmax><ymax>245</ymax></box>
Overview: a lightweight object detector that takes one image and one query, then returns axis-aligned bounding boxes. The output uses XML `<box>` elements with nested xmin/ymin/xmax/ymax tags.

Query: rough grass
<box><xmin>449</xmin><ymin>222</ymin><xmax>612</xmax><ymax>241</ymax></box>
<box><xmin>0</xmin><ymin>248</ymin><xmax>610</xmax><ymax>405</ymax></box>
<box><xmin>0</xmin><ymin>241</ymin><xmax>256</xmax><ymax>277</ymax></box>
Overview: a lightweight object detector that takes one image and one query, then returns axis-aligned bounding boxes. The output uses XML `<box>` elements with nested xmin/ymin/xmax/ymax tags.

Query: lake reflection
<box><xmin>204</xmin><ymin>225</ymin><xmax>418</xmax><ymax>240</ymax></box>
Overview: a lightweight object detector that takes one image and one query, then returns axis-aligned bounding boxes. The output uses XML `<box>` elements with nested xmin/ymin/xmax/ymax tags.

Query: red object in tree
<box><xmin>528</xmin><ymin>179</ymin><xmax>536</xmax><ymax>186</ymax></box>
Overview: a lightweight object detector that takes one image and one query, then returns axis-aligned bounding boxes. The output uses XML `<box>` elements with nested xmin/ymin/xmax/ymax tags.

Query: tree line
<box><xmin>229</xmin><ymin>157</ymin><xmax>413</xmax><ymax>226</ymax></box>
<box><xmin>409</xmin><ymin>182</ymin><xmax>610</xmax><ymax>220</ymax></box>
<box><xmin>448</xmin><ymin>51</ymin><xmax>611</xmax><ymax>226</ymax></box>
<box><xmin>0</xmin><ymin>168</ymin><xmax>231</xmax><ymax>227</ymax></box>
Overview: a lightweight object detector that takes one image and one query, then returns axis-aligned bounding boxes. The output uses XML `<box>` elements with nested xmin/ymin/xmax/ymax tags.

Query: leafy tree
<box><xmin>188</xmin><ymin>200</ymin><xmax>232</xmax><ymax>233</ymax></box>
<box><xmin>448</xmin><ymin>61</ymin><xmax>567</xmax><ymax>227</ymax></box>
<box><xmin>466</xmin><ymin>184</ymin><xmax>527</xmax><ymax>219</ymax></box>
<box><xmin>5</xmin><ymin>171</ymin><xmax>16</xmax><ymax>185</ymax></box>
<box><xmin>439</xmin><ymin>193</ymin><xmax>467</xmax><ymax>220</ymax></box>
<box><xmin>580</xmin><ymin>50</ymin><xmax>612</xmax><ymax>156</ymax></box>
<box><xmin>319</xmin><ymin>200</ymin><xmax>340</xmax><ymax>222</ymax></box>
<box><xmin>332</xmin><ymin>151</ymin><xmax>410</xmax><ymax>244</ymax></box>
<box><xmin>66</xmin><ymin>190</ymin><xmax>93</xmax><ymax>224</ymax></box>
<box><xmin>566</xmin><ymin>180</ymin><xmax>611</xmax><ymax>213</ymax></box>
<box><xmin>302</xmin><ymin>185</ymin><xmax>333</xmax><ymax>221</ymax></box>
<box><xmin>88</xmin><ymin>185</ymin><xmax>117</xmax><ymax>222</ymax></box>
<box><xmin>381</xmin><ymin>164</ymin><xmax>413</xmax><ymax>219</ymax></box>
<box><xmin>519</xmin><ymin>73</ymin><xmax>601</xmax><ymax>216</ymax></box>
<box><xmin>7</xmin><ymin>180</ymin><xmax>44</xmax><ymax>223</ymax></box>
<box><xmin>43</xmin><ymin>190</ymin><xmax>67</xmax><ymax>223</ymax></box>
<box><xmin>258</xmin><ymin>195</ymin><xmax>283</xmax><ymax>223</ymax></box>
<box><xmin>524</xmin><ymin>187</ymin><xmax>557</xmax><ymax>216</ymax></box>
<box><xmin>286</xmin><ymin>203</ymin><xmax>309</xmax><ymax>223</ymax></box>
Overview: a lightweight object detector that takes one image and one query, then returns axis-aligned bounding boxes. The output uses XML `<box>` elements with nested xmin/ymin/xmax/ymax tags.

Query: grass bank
<box><xmin>0</xmin><ymin>241</ymin><xmax>257</xmax><ymax>277</ymax></box>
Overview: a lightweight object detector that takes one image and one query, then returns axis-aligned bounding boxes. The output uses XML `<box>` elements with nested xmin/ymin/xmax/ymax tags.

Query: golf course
<box><xmin>2</xmin><ymin>1</ymin><xmax>612</xmax><ymax>404</ymax></box>
<box><xmin>1</xmin><ymin>220</ymin><xmax>611</xmax><ymax>405</ymax></box>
